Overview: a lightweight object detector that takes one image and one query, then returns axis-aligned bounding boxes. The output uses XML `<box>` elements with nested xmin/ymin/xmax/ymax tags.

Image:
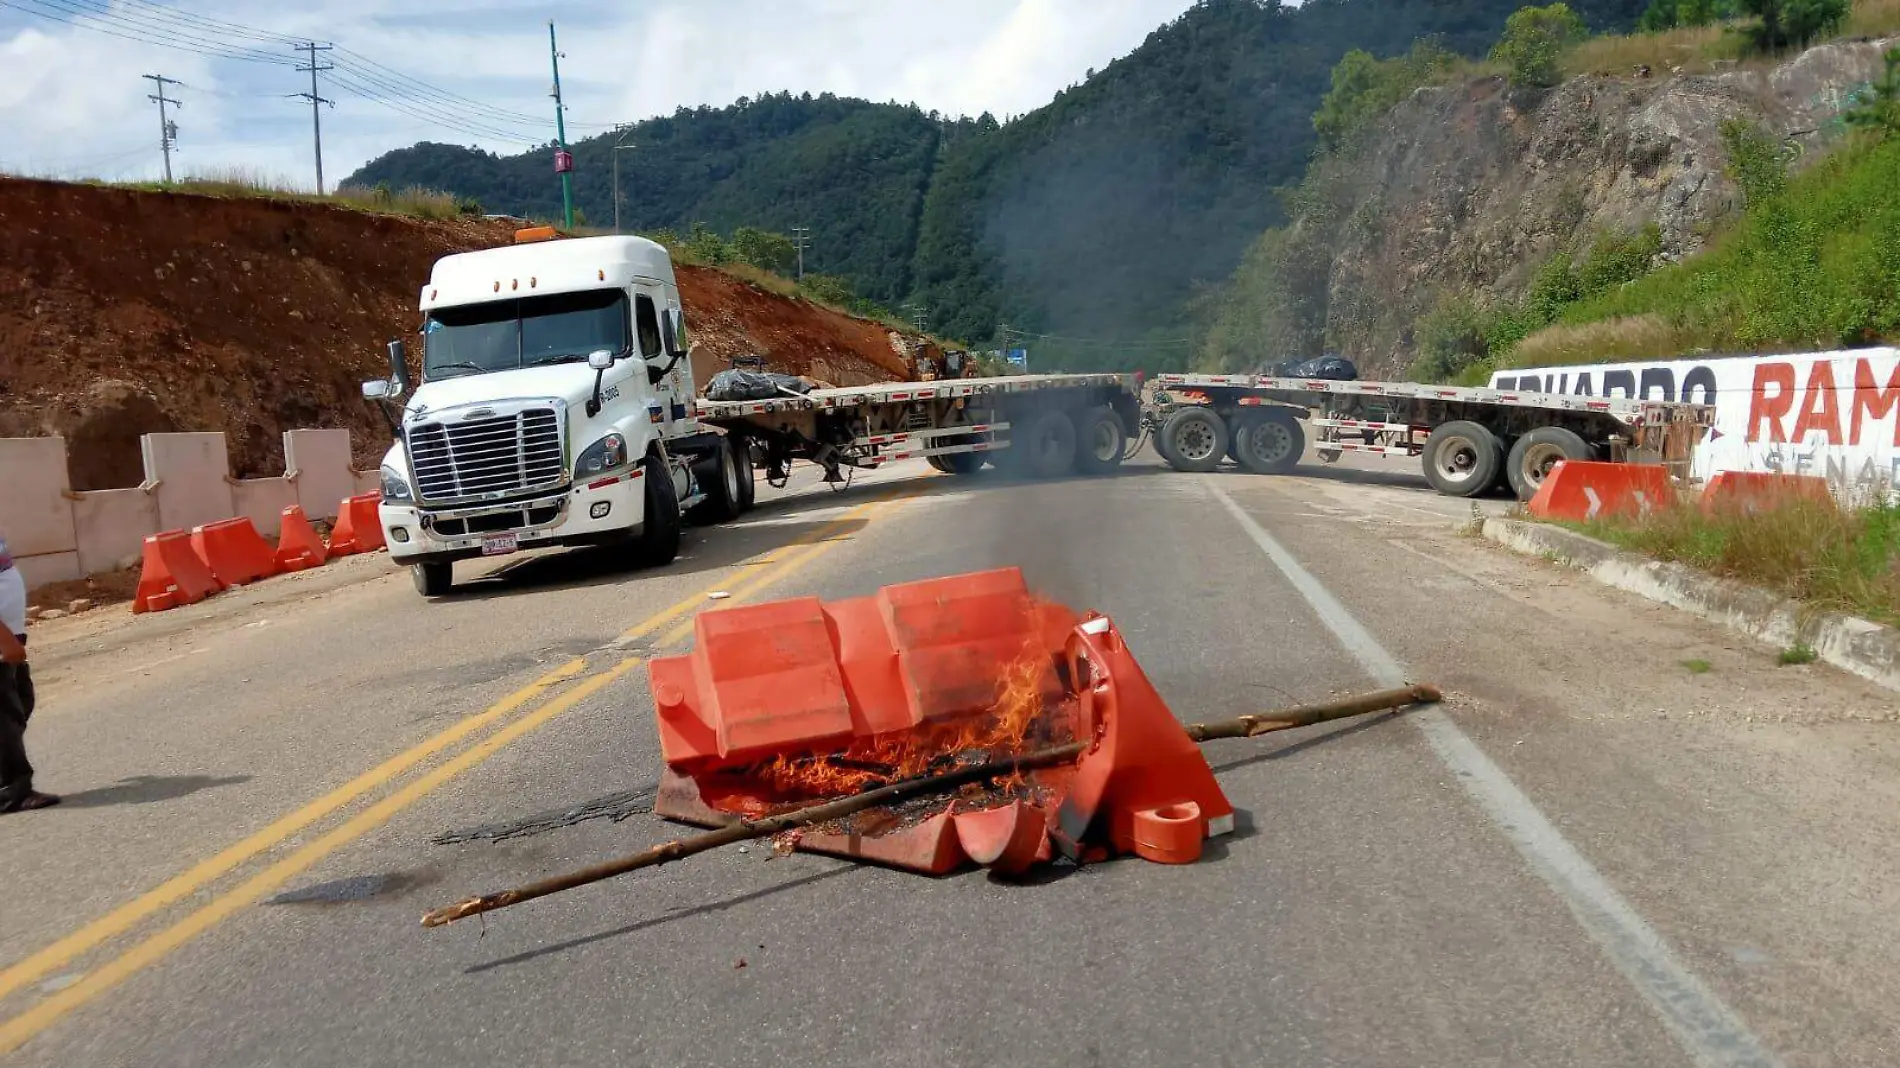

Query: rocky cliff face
<box><xmin>1314</xmin><ymin>36</ymin><xmax>1896</xmax><ymax>378</ymax></box>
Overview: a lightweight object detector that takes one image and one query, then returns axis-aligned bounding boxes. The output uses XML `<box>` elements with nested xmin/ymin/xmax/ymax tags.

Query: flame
<box><xmin>747</xmin><ymin>646</ymin><xmax>1068</xmax><ymax>803</ymax></box>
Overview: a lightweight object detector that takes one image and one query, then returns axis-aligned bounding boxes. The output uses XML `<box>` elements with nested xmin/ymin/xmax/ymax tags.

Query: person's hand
<box><xmin>0</xmin><ymin>633</ymin><xmax>25</xmax><ymax>665</ymax></box>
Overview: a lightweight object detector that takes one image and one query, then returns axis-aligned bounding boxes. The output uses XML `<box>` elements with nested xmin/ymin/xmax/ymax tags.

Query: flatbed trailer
<box><xmin>694</xmin><ymin>373</ymin><xmax>1143</xmax><ymax>485</ymax></box>
<box><xmin>1144</xmin><ymin>372</ymin><xmax>1713</xmax><ymax>500</ymax></box>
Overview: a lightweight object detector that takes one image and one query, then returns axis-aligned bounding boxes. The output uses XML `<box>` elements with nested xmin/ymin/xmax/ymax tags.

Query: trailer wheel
<box><xmin>411</xmin><ymin>562</ymin><xmax>452</xmax><ymax>597</ymax></box>
<box><xmin>733</xmin><ymin>437</ymin><xmax>757</xmax><ymax>512</ymax></box>
<box><xmin>1421</xmin><ymin>420</ymin><xmax>1502</xmax><ymax>498</ymax></box>
<box><xmin>1073</xmin><ymin>407</ymin><xmax>1127</xmax><ymax>475</ymax></box>
<box><xmin>1233</xmin><ymin>409</ymin><xmax>1304</xmax><ymax>474</ymax></box>
<box><xmin>633</xmin><ymin>454</ymin><xmax>682</xmax><ymax>566</ymax></box>
<box><xmin>1157</xmin><ymin>408</ymin><xmax>1228</xmax><ymax>473</ymax></box>
<box><xmin>1505</xmin><ymin>427</ymin><xmax>1590</xmax><ymax>501</ymax></box>
<box><xmin>687</xmin><ymin>438</ymin><xmax>744</xmax><ymax>524</ymax></box>
<box><xmin>926</xmin><ymin>455</ymin><xmax>952</xmax><ymax>473</ymax></box>
<box><xmin>1005</xmin><ymin>409</ymin><xmax>1078</xmax><ymax>479</ymax></box>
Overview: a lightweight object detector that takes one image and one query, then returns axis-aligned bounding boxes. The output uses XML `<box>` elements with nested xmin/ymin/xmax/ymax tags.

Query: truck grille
<box><xmin>407</xmin><ymin>408</ymin><xmax>565</xmax><ymax>503</ymax></box>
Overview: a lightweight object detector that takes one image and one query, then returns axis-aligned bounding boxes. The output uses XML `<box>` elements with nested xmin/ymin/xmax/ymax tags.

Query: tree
<box><xmin>1844</xmin><ymin>47</ymin><xmax>1900</xmax><ymax>136</ymax></box>
<box><xmin>1735</xmin><ymin>0</ymin><xmax>1847</xmax><ymax>53</ymax></box>
<box><xmin>684</xmin><ymin>221</ymin><xmax>730</xmax><ymax>264</ymax></box>
<box><xmin>729</xmin><ymin>226</ymin><xmax>797</xmax><ymax>273</ymax></box>
<box><xmin>1490</xmin><ymin>4</ymin><xmax>1589</xmax><ymax>89</ymax></box>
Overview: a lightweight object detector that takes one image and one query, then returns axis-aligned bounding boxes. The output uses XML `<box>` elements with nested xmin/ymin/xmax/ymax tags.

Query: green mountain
<box><xmin>345</xmin><ymin>0</ymin><xmax>1651</xmax><ymax>371</ymax></box>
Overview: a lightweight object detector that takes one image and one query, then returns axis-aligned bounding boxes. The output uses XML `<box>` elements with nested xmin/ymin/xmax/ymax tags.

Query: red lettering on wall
<box><xmin>1747</xmin><ymin>362</ymin><xmax>1795</xmax><ymax>443</ymax></box>
<box><xmin>1789</xmin><ymin>361</ymin><xmax>1843</xmax><ymax>446</ymax></box>
<box><xmin>1850</xmin><ymin>358</ymin><xmax>1900</xmax><ymax>448</ymax></box>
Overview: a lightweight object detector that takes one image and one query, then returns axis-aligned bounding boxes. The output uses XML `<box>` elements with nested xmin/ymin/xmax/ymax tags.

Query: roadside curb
<box><xmin>1480</xmin><ymin>517</ymin><xmax>1900</xmax><ymax>695</ymax></box>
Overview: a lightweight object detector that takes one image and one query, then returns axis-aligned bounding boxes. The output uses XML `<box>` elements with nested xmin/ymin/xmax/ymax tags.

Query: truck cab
<box><xmin>364</xmin><ymin>228</ymin><xmax>753</xmax><ymax>597</ymax></box>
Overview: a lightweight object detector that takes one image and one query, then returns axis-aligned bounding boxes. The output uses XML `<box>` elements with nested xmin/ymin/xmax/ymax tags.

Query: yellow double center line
<box><xmin>0</xmin><ymin>482</ymin><xmax>917</xmax><ymax>1055</ymax></box>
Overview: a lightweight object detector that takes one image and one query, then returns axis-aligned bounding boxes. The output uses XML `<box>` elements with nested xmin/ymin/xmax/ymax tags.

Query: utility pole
<box><xmin>292</xmin><ymin>42</ymin><xmax>334</xmax><ymax>194</ymax></box>
<box><xmin>142</xmin><ymin>74</ymin><xmax>181</xmax><ymax>183</ymax></box>
<box><xmin>612</xmin><ymin>123</ymin><xmax>636</xmax><ymax>234</ymax></box>
<box><xmin>791</xmin><ymin>226</ymin><xmax>811</xmax><ymax>282</ymax></box>
<box><xmin>548</xmin><ymin>21</ymin><xmax>574</xmax><ymax>230</ymax></box>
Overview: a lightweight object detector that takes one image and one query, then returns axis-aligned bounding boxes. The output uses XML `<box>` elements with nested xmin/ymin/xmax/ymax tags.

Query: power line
<box><xmin>3</xmin><ymin>0</ymin><xmax>297</xmax><ymax>64</ymax></box>
<box><xmin>999</xmin><ymin>325</ymin><xmax>1193</xmax><ymax>347</ymax></box>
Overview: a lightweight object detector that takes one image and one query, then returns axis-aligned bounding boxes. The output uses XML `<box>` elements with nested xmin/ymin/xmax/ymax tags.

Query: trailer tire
<box><xmin>1505</xmin><ymin>427</ymin><xmax>1591</xmax><ymax>501</ymax></box>
<box><xmin>1421</xmin><ymin>420</ymin><xmax>1502</xmax><ymax>498</ymax></box>
<box><xmin>1006</xmin><ymin>409</ymin><xmax>1078</xmax><ymax>479</ymax></box>
<box><xmin>940</xmin><ymin>448</ymin><xmax>985</xmax><ymax>475</ymax></box>
<box><xmin>733</xmin><ymin>436</ymin><xmax>757</xmax><ymax>512</ymax></box>
<box><xmin>634</xmin><ymin>454</ymin><xmax>682</xmax><ymax>566</ymax></box>
<box><xmin>1073</xmin><ymin>407</ymin><xmax>1127</xmax><ymax>475</ymax></box>
<box><xmin>1233</xmin><ymin>409</ymin><xmax>1304</xmax><ymax>475</ymax></box>
<box><xmin>1157</xmin><ymin>407</ymin><xmax>1228</xmax><ymax>473</ymax></box>
<box><xmin>926</xmin><ymin>455</ymin><xmax>952</xmax><ymax>473</ymax></box>
<box><xmin>687</xmin><ymin>438</ymin><xmax>744</xmax><ymax>525</ymax></box>
<box><xmin>411</xmin><ymin>562</ymin><xmax>452</xmax><ymax>597</ymax></box>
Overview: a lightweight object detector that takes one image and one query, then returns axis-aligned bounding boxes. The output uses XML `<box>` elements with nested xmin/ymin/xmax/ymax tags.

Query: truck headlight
<box><xmin>380</xmin><ymin>464</ymin><xmax>414</xmax><ymax>503</ymax></box>
<box><xmin>576</xmin><ymin>432</ymin><xmax>629</xmax><ymax>477</ymax></box>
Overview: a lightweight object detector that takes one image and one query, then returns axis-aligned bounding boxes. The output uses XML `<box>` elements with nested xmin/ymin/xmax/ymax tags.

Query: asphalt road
<box><xmin>4</xmin><ymin>448</ymin><xmax>1898</xmax><ymax>1068</ymax></box>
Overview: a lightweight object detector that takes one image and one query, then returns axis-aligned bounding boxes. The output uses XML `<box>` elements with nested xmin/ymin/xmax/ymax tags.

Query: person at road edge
<box><xmin>0</xmin><ymin>534</ymin><xmax>58</xmax><ymax>813</ymax></box>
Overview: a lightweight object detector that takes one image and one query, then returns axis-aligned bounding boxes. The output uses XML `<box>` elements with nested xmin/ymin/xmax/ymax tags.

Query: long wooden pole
<box><xmin>420</xmin><ymin>683</ymin><xmax>1440</xmax><ymax>928</ymax></box>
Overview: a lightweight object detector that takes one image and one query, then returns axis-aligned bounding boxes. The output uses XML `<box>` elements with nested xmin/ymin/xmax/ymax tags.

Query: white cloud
<box><xmin>0</xmin><ymin>0</ymin><xmax>1190</xmax><ymax>188</ymax></box>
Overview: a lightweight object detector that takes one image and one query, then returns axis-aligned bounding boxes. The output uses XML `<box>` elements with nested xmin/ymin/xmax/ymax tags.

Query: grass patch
<box><xmin>1563</xmin><ymin>23</ymin><xmax>1747</xmax><ymax>77</ymax></box>
<box><xmin>1490</xmin><ymin>128</ymin><xmax>1900</xmax><ymax>374</ymax></box>
<box><xmin>72</xmin><ymin>165</ymin><xmax>481</xmax><ymax>222</ymax></box>
<box><xmin>1779</xmin><ymin>644</ymin><xmax>1820</xmax><ymax>664</ymax></box>
<box><xmin>1682</xmin><ymin>657</ymin><xmax>1714</xmax><ymax>673</ymax></box>
<box><xmin>1569</xmin><ymin>497</ymin><xmax>1900</xmax><ymax>627</ymax></box>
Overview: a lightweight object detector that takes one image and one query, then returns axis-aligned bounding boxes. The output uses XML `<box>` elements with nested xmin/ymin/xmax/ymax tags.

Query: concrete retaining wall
<box><xmin>0</xmin><ymin>429</ymin><xmax>378</xmax><ymax>593</ymax></box>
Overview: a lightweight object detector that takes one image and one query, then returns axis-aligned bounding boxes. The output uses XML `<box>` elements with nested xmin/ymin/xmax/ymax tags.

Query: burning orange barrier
<box><xmin>645</xmin><ymin>567</ymin><xmax>1236</xmax><ymax>875</ymax></box>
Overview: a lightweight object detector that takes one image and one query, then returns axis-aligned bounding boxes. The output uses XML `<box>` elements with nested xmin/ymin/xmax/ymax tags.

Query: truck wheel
<box><xmin>411</xmin><ymin>562</ymin><xmax>452</xmax><ymax>597</ymax></box>
<box><xmin>634</xmin><ymin>454</ymin><xmax>682</xmax><ymax>566</ymax></box>
<box><xmin>688</xmin><ymin>439</ymin><xmax>743</xmax><ymax>524</ymax></box>
<box><xmin>733</xmin><ymin>437</ymin><xmax>757</xmax><ymax>512</ymax></box>
<box><xmin>1072</xmin><ymin>407</ymin><xmax>1127</xmax><ymax>475</ymax></box>
<box><xmin>1009</xmin><ymin>410</ymin><xmax>1078</xmax><ymax>479</ymax></box>
<box><xmin>1234</xmin><ymin>409</ymin><xmax>1304</xmax><ymax>475</ymax></box>
<box><xmin>1505</xmin><ymin>427</ymin><xmax>1591</xmax><ymax>501</ymax></box>
<box><xmin>1421</xmin><ymin>420</ymin><xmax>1502</xmax><ymax>498</ymax></box>
<box><xmin>926</xmin><ymin>455</ymin><xmax>952</xmax><ymax>473</ymax></box>
<box><xmin>1158</xmin><ymin>408</ymin><xmax>1228</xmax><ymax>473</ymax></box>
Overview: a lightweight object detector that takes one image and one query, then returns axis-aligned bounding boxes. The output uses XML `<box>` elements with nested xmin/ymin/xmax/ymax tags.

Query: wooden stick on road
<box><xmin>420</xmin><ymin>682</ymin><xmax>1441</xmax><ymax>928</ymax></box>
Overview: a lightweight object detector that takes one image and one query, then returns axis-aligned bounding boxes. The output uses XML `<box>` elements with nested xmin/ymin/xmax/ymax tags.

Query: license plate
<box><xmin>480</xmin><ymin>532</ymin><xmax>519</xmax><ymax>557</ymax></box>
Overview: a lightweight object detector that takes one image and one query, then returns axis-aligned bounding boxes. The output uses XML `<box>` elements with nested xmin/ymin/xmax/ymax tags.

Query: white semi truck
<box><xmin>365</xmin><ymin>226</ymin><xmax>1140</xmax><ymax>597</ymax></box>
<box><xmin>363</xmin><ymin>227</ymin><xmax>754</xmax><ymax>596</ymax></box>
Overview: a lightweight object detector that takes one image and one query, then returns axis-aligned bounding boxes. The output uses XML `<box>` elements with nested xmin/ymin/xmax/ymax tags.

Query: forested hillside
<box><xmin>345</xmin><ymin>0</ymin><xmax>1650</xmax><ymax>370</ymax></box>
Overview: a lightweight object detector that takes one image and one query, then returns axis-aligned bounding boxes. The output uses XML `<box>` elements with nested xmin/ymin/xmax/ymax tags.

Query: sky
<box><xmin>0</xmin><ymin>0</ymin><xmax>1196</xmax><ymax>189</ymax></box>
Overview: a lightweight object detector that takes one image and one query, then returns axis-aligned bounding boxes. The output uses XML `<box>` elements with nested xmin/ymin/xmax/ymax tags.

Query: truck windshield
<box><xmin>423</xmin><ymin>290</ymin><xmax>631</xmax><ymax>380</ymax></box>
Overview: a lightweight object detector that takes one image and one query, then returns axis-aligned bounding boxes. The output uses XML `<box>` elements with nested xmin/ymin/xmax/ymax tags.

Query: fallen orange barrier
<box><xmin>276</xmin><ymin>505</ymin><xmax>328</xmax><ymax>571</ymax></box>
<box><xmin>326</xmin><ymin>492</ymin><xmax>385</xmax><ymax>557</ymax></box>
<box><xmin>1526</xmin><ymin>460</ymin><xmax>1672</xmax><ymax>523</ymax></box>
<box><xmin>647</xmin><ymin>566</ymin><xmax>1235</xmax><ymax>875</ymax></box>
<box><xmin>190</xmin><ymin>518</ymin><xmax>281</xmax><ymax>586</ymax></box>
<box><xmin>132</xmin><ymin>530</ymin><xmax>225</xmax><ymax>613</ymax></box>
<box><xmin>1700</xmin><ymin>471</ymin><xmax>1832</xmax><ymax>515</ymax></box>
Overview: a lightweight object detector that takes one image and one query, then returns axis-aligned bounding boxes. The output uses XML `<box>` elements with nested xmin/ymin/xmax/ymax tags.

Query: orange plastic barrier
<box><xmin>131</xmin><ymin>530</ymin><xmax>226</xmax><ymax>614</ymax></box>
<box><xmin>648</xmin><ymin>567</ymin><xmax>1235</xmax><ymax>875</ymax></box>
<box><xmin>326</xmin><ymin>492</ymin><xmax>385</xmax><ymax>557</ymax></box>
<box><xmin>1526</xmin><ymin>460</ymin><xmax>1673</xmax><ymax>523</ymax></box>
<box><xmin>1700</xmin><ymin>471</ymin><xmax>1832</xmax><ymax>515</ymax></box>
<box><xmin>276</xmin><ymin>505</ymin><xmax>328</xmax><ymax>571</ymax></box>
<box><xmin>189</xmin><ymin>518</ymin><xmax>282</xmax><ymax>586</ymax></box>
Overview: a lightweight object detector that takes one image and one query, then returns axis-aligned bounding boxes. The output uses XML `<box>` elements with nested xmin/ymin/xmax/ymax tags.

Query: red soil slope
<box><xmin>0</xmin><ymin>177</ymin><xmax>912</xmax><ymax>490</ymax></box>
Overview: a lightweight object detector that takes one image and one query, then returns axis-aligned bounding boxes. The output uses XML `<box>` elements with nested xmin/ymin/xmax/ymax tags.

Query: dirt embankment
<box><xmin>0</xmin><ymin>177</ymin><xmax>912</xmax><ymax>490</ymax></box>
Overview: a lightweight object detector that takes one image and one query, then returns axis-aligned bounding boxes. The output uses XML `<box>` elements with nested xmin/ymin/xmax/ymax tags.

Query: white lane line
<box><xmin>1204</xmin><ymin>477</ymin><xmax>1783</xmax><ymax>1068</ymax></box>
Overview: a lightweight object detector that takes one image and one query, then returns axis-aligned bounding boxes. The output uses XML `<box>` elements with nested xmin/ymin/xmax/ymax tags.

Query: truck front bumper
<box><xmin>380</xmin><ymin>469</ymin><xmax>648</xmax><ymax>566</ymax></box>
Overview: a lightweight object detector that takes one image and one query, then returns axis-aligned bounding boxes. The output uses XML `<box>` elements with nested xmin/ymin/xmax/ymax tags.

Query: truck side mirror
<box><xmin>387</xmin><ymin>339</ymin><xmax>413</xmax><ymax>395</ymax></box>
<box><xmin>664</xmin><ymin>309</ymin><xmax>684</xmax><ymax>356</ymax></box>
<box><xmin>586</xmin><ymin>349</ymin><xmax>615</xmax><ymax>418</ymax></box>
<box><xmin>361</xmin><ymin>379</ymin><xmax>392</xmax><ymax>400</ymax></box>
<box><xmin>587</xmin><ymin>349</ymin><xmax>616</xmax><ymax>371</ymax></box>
